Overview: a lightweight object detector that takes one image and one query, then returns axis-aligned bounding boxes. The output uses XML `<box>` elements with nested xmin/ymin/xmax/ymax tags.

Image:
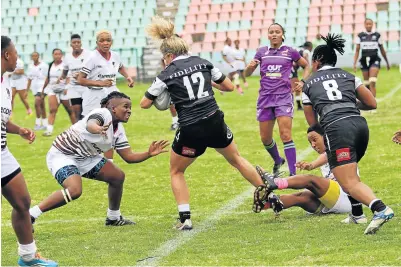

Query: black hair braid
<box><xmin>100</xmin><ymin>91</ymin><xmax>131</xmax><ymax>107</ymax></box>
<box><xmin>312</xmin><ymin>33</ymin><xmax>346</xmax><ymax>67</ymax></box>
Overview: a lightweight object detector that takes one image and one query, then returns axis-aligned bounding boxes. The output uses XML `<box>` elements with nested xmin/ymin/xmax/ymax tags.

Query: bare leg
<box><xmin>18</xmin><ymin>89</ymin><xmax>31</xmax><ymax>111</ymax></box>
<box><xmin>368</xmin><ymin>67</ymin><xmax>379</xmax><ymax>98</ymax></box>
<box><xmin>279</xmin><ymin>191</ymin><xmax>322</xmax><ymax>213</ymax></box>
<box><xmin>47</xmin><ymin>95</ymin><xmax>59</xmax><ymax>127</ymax></box>
<box><xmin>61</xmin><ymin>99</ymin><xmax>76</xmax><ymax>124</ymax></box>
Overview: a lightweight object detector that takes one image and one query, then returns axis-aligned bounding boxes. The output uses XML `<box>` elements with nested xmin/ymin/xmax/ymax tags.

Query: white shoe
<box><xmin>341</xmin><ymin>214</ymin><xmax>368</xmax><ymax>224</ymax></box>
<box><xmin>364</xmin><ymin>207</ymin><xmax>394</xmax><ymax>235</ymax></box>
<box><xmin>174</xmin><ymin>219</ymin><xmax>193</xmax><ymax>230</ymax></box>
<box><xmin>42</xmin><ymin>131</ymin><xmax>52</xmax><ymax>137</ymax></box>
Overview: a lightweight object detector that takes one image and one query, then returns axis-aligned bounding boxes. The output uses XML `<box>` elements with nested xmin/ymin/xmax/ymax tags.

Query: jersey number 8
<box><xmin>183</xmin><ymin>72</ymin><xmax>209</xmax><ymax>100</ymax></box>
<box><xmin>323</xmin><ymin>79</ymin><xmax>342</xmax><ymax>101</ymax></box>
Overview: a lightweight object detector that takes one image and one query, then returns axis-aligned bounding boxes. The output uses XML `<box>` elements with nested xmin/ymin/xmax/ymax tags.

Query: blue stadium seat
<box><xmin>20</xmin><ymin>25</ymin><xmax>31</xmax><ymax>35</ymax></box>
<box><xmin>14</xmin><ymin>17</ymin><xmax>24</xmax><ymax>26</ymax></box>
<box><xmin>89</xmin><ymin>12</ymin><xmax>100</xmax><ymax>21</ymax></box>
<box><xmin>289</xmin><ymin>0</ymin><xmax>300</xmax><ymax>7</ymax></box>
<box><xmin>10</xmin><ymin>0</ymin><xmax>21</xmax><ymax>8</ymax></box>
<box><xmin>93</xmin><ymin>2</ymin><xmax>103</xmax><ymax>12</ymax></box>
<box><xmin>124</xmin><ymin>37</ymin><xmax>135</xmax><ymax>46</ymax></box>
<box><xmin>85</xmin><ymin>21</ymin><xmax>96</xmax><ymax>30</ymax></box>
<box><xmin>81</xmin><ymin>3</ymin><xmax>92</xmax><ymax>12</ymax></box>
<box><xmin>212</xmin><ymin>52</ymin><xmax>223</xmax><ymax>62</ymax></box>
<box><xmin>218</xmin><ymin>21</ymin><xmax>229</xmax><ymax>32</ymax></box>
<box><xmin>240</xmin><ymin>20</ymin><xmax>251</xmax><ymax>30</ymax></box>
<box><xmin>3</xmin><ymin>0</ymin><xmax>10</xmax><ymax>9</ymax></box>
<box><xmin>31</xmin><ymin>0</ymin><xmax>41</xmax><ymax>7</ymax></box>
<box><xmin>116</xmin><ymin>28</ymin><xmax>126</xmax><ymax>38</ymax></box>
<box><xmin>229</xmin><ymin>21</ymin><xmax>240</xmax><ymax>31</ymax></box>
<box><xmin>207</xmin><ymin>22</ymin><xmax>217</xmax><ymax>32</ymax></box>
<box><xmin>70</xmin><ymin>4</ymin><xmax>81</xmax><ymax>13</ymax></box>
<box><xmin>119</xmin><ymin>19</ymin><xmax>130</xmax><ymax>28</ymax></box>
<box><xmin>331</xmin><ymin>25</ymin><xmax>342</xmax><ymax>34</ymax></box>
<box><xmin>49</xmin><ymin>5</ymin><xmax>60</xmax><ymax>14</ymax></box>
<box><xmin>277</xmin><ymin>0</ymin><xmax>289</xmax><ymax>8</ymax></box>
<box><xmin>287</xmin><ymin>8</ymin><xmax>298</xmax><ymax>18</ymax></box>
<box><xmin>36</xmin><ymin>43</ymin><xmax>46</xmax><ymax>54</ymax></box>
<box><xmin>377</xmin><ymin>11</ymin><xmax>389</xmax><ymax>22</ymax></box>
<box><xmin>200</xmin><ymin>52</ymin><xmax>212</xmax><ymax>61</ymax></box>
<box><xmin>389</xmin><ymin>0</ymin><xmax>400</xmax><ymax>11</ymax></box>
<box><xmin>286</xmin><ymin>18</ymin><xmax>297</xmax><ymax>27</ymax></box>
<box><xmin>23</xmin><ymin>44</ymin><xmax>35</xmax><ymax>55</ymax></box>
<box><xmin>135</xmin><ymin>37</ymin><xmax>147</xmax><ymax>47</ymax></box>
<box><xmin>388</xmin><ymin>41</ymin><xmax>400</xmax><ymax>51</ymax></box>
<box><xmin>366</xmin><ymin>12</ymin><xmax>376</xmax><ymax>22</ymax></box>
<box><xmin>389</xmin><ymin>11</ymin><xmax>400</xmax><ymax>22</ymax></box>
<box><xmin>103</xmin><ymin>2</ymin><xmax>113</xmax><ymax>10</ymax></box>
<box><xmin>43</xmin><ymin>24</ymin><xmax>53</xmax><ymax>34</ymax></box>
<box><xmin>67</xmin><ymin>13</ymin><xmax>78</xmax><ymax>22</ymax></box>
<box><xmin>389</xmin><ymin>20</ymin><xmax>401</xmax><ymax>31</ymax></box>
<box><xmin>275</xmin><ymin>8</ymin><xmax>287</xmax><ymax>19</ymax></box>
<box><xmin>53</xmin><ymin>23</ymin><xmax>64</xmax><ymax>33</ymax></box>
<box><xmin>17</xmin><ymin>35</ymin><xmax>29</xmax><ymax>45</ymax></box>
<box><xmin>297</xmin><ymin>7</ymin><xmax>309</xmax><ymax>18</ymax></box>
<box><xmin>6</xmin><ymin>8</ymin><xmax>17</xmax><ymax>17</ymax></box>
<box><xmin>64</xmin><ymin>22</ymin><xmax>75</xmax><ymax>31</ymax></box>
<box><xmin>377</xmin><ymin>21</ymin><xmax>388</xmax><ymax>31</ymax></box>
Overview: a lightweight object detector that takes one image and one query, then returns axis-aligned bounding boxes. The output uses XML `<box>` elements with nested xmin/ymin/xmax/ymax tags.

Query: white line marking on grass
<box><xmin>377</xmin><ymin>83</ymin><xmax>401</xmax><ymax>103</ymax></box>
<box><xmin>136</xmin><ymin>147</ymin><xmax>314</xmax><ymax>266</ymax></box>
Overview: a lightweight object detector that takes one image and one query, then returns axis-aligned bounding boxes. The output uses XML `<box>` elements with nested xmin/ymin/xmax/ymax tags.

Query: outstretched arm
<box><xmin>116</xmin><ymin>140</ymin><xmax>169</xmax><ymax>163</ymax></box>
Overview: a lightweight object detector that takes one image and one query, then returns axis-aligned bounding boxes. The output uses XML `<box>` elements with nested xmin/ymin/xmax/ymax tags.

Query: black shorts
<box><xmin>1</xmin><ymin>167</ymin><xmax>21</xmax><ymax>188</ymax></box>
<box><xmin>324</xmin><ymin>116</ymin><xmax>369</xmax><ymax>169</ymax></box>
<box><xmin>70</xmin><ymin>97</ymin><xmax>83</xmax><ymax>106</ymax></box>
<box><xmin>360</xmin><ymin>56</ymin><xmax>381</xmax><ymax>71</ymax></box>
<box><xmin>172</xmin><ymin>110</ymin><xmax>234</xmax><ymax>158</ymax></box>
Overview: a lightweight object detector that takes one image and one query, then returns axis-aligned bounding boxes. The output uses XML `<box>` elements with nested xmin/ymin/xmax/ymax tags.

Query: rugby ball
<box><xmin>153</xmin><ymin>90</ymin><xmax>171</xmax><ymax>111</ymax></box>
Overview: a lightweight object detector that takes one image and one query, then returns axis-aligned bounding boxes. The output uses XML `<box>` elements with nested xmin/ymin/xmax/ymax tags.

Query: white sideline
<box><xmin>135</xmin><ymin>147</ymin><xmax>314</xmax><ymax>266</ymax></box>
<box><xmin>376</xmin><ymin>83</ymin><xmax>401</xmax><ymax>103</ymax></box>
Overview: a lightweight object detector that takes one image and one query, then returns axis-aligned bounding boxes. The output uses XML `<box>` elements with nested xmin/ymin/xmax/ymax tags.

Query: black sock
<box><xmin>296</xmin><ymin>100</ymin><xmax>301</xmax><ymax>108</ymax></box>
<box><xmin>370</xmin><ymin>200</ymin><xmax>386</xmax><ymax>213</ymax></box>
<box><xmin>179</xmin><ymin>211</ymin><xmax>191</xmax><ymax>223</ymax></box>
<box><xmin>347</xmin><ymin>195</ymin><xmax>364</xmax><ymax>216</ymax></box>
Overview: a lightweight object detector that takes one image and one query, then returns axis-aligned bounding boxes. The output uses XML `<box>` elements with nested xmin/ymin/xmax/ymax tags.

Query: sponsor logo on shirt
<box><xmin>265</xmin><ymin>65</ymin><xmax>282</xmax><ymax>78</ymax></box>
<box><xmin>281</xmin><ymin>49</ymin><xmax>289</xmax><ymax>56</ymax></box>
<box><xmin>95</xmin><ymin>65</ymin><xmax>102</xmax><ymax>69</ymax></box>
<box><xmin>372</xmin><ymin>35</ymin><xmax>377</xmax><ymax>40</ymax></box>
<box><xmin>336</xmin><ymin>148</ymin><xmax>351</xmax><ymax>162</ymax></box>
<box><xmin>182</xmin><ymin>146</ymin><xmax>196</xmax><ymax>156</ymax></box>
<box><xmin>97</xmin><ymin>74</ymin><xmax>116</xmax><ymax>79</ymax></box>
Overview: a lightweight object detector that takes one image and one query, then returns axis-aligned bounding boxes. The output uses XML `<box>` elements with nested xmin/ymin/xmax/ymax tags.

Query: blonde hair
<box><xmin>96</xmin><ymin>30</ymin><xmax>112</xmax><ymax>41</ymax></box>
<box><xmin>146</xmin><ymin>16</ymin><xmax>189</xmax><ymax>56</ymax></box>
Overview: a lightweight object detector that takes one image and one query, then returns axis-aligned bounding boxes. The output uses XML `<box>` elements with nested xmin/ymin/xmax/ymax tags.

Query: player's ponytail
<box><xmin>146</xmin><ymin>16</ymin><xmax>189</xmax><ymax>56</ymax></box>
<box><xmin>312</xmin><ymin>33</ymin><xmax>345</xmax><ymax>67</ymax></box>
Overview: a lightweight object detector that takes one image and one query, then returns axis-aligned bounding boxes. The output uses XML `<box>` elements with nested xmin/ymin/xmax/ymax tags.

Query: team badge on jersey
<box><xmin>336</xmin><ymin>148</ymin><xmax>351</xmax><ymax>162</ymax></box>
<box><xmin>281</xmin><ymin>49</ymin><xmax>289</xmax><ymax>56</ymax></box>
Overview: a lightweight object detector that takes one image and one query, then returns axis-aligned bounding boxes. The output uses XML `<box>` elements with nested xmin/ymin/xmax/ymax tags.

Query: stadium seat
<box><xmin>275</xmin><ymin>9</ymin><xmax>286</xmax><ymax>19</ymax></box>
<box><xmin>212</xmin><ymin>51</ymin><xmax>223</xmax><ymax>62</ymax></box>
<box><xmin>286</xmin><ymin>18</ymin><xmax>297</xmax><ymax>28</ymax></box>
<box><xmin>389</xmin><ymin>11</ymin><xmax>400</xmax><ymax>22</ymax></box>
<box><xmin>209</xmin><ymin>13</ymin><xmax>219</xmax><ymax>22</ymax></box>
<box><xmin>240</xmin><ymin>20</ymin><xmax>251</xmax><ymax>30</ymax></box>
<box><xmin>321</xmin><ymin>7</ymin><xmax>331</xmax><ymax>16</ymax></box>
<box><xmin>215</xmin><ymin>31</ymin><xmax>226</xmax><ymax>42</ymax></box>
<box><xmin>219</xmin><ymin>12</ymin><xmax>230</xmax><ymax>21</ymax></box>
<box><xmin>238</xmin><ymin>30</ymin><xmax>250</xmax><ymax>40</ymax></box>
<box><xmin>320</xmin><ymin>16</ymin><xmax>331</xmax><ymax>26</ymax></box>
<box><xmin>343</xmin><ymin>24</ymin><xmax>354</xmax><ymax>34</ymax></box>
<box><xmin>389</xmin><ymin>20</ymin><xmax>401</xmax><ymax>31</ymax></box>
<box><xmin>243</xmin><ymin>1</ymin><xmax>254</xmax><ymax>11</ymax></box>
<box><xmin>204</xmin><ymin>32</ymin><xmax>215</xmax><ymax>42</ymax></box>
<box><xmin>228</xmin><ymin>21</ymin><xmax>240</xmax><ymax>31</ymax></box>
<box><xmin>389</xmin><ymin>0</ymin><xmax>400</xmax><ymax>11</ymax></box>
<box><xmin>287</xmin><ymin>8</ymin><xmax>298</xmax><ymax>18</ymax></box>
<box><xmin>377</xmin><ymin>21</ymin><xmax>388</xmax><ymax>31</ymax></box>
<box><xmin>378</xmin><ymin>11</ymin><xmax>389</xmax><ymax>22</ymax></box>
<box><xmin>202</xmin><ymin>43</ymin><xmax>213</xmax><ymax>52</ymax></box>
<box><xmin>218</xmin><ymin>21</ymin><xmax>229</xmax><ymax>31</ymax></box>
<box><xmin>388</xmin><ymin>41</ymin><xmax>400</xmax><ymax>51</ymax></box>
<box><xmin>252</xmin><ymin>20</ymin><xmax>263</xmax><ymax>30</ymax></box>
<box><xmin>191</xmin><ymin>42</ymin><xmax>202</xmax><ymax>53</ymax></box>
<box><xmin>207</xmin><ymin>22</ymin><xmax>217</xmax><ymax>32</ymax></box>
<box><xmin>249</xmin><ymin>38</ymin><xmax>260</xmax><ymax>49</ymax></box>
<box><xmin>195</xmin><ymin>23</ymin><xmax>206</xmax><ymax>33</ymax></box>
<box><xmin>226</xmin><ymin>30</ymin><xmax>238</xmax><ymax>40</ymax></box>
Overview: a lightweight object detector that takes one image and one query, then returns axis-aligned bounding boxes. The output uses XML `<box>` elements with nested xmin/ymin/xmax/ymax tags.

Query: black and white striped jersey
<box><xmin>145</xmin><ymin>55</ymin><xmax>226</xmax><ymax>127</ymax></box>
<box><xmin>1</xmin><ymin>77</ymin><xmax>12</xmax><ymax>150</ymax></box>
<box><xmin>356</xmin><ymin>32</ymin><xmax>382</xmax><ymax>58</ymax></box>
<box><xmin>52</xmin><ymin>108</ymin><xmax>129</xmax><ymax>159</ymax></box>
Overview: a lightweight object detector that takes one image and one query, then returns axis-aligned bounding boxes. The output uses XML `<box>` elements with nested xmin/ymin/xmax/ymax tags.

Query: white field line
<box><xmin>376</xmin><ymin>82</ymin><xmax>401</xmax><ymax>103</ymax></box>
<box><xmin>135</xmin><ymin>147</ymin><xmax>314</xmax><ymax>266</ymax></box>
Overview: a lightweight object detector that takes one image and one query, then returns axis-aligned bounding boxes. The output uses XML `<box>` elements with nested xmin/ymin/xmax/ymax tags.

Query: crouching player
<box><xmin>254</xmin><ymin>124</ymin><xmax>367</xmax><ymax>224</ymax></box>
<box><xmin>29</xmin><ymin>92</ymin><xmax>169</xmax><ymax>226</ymax></box>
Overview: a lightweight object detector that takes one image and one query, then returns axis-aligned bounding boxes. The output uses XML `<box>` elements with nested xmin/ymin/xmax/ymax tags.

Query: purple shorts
<box><xmin>257</xmin><ymin>93</ymin><xmax>294</xmax><ymax>122</ymax></box>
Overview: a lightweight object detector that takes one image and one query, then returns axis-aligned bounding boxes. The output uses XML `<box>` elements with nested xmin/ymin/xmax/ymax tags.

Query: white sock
<box><xmin>35</xmin><ymin>118</ymin><xmax>41</xmax><ymax>125</ymax></box>
<box><xmin>107</xmin><ymin>208</ymin><xmax>121</xmax><ymax>220</ymax></box>
<box><xmin>108</xmin><ymin>159</ymin><xmax>114</xmax><ymax>162</ymax></box>
<box><xmin>369</xmin><ymin>199</ymin><xmax>380</xmax><ymax>209</ymax></box>
<box><xmin>29</xmin><ymin>205</ymin><xmax>43</xmax><ymax>219</ymax></box>
<box><xmin>172</xmin><ymin>116</ymin><xmax>178</xmax><ymax>124</ymax></box>
<box><xmin>41</xmin><ymin>118</ymin><xmax>48</xmax><ymax>126</ymax></box>
<box><xmin>295</xmin><ymin>95</ymin><xmax>301</xmax><ymax>101</ymax></box>
<box><xmin>46</xmin><ymin>124</ymin><xmax>54</xmax><ymax>133</ymax></box>
<box><xmin>18</xmin><ymin>241</ymin><xmax>37</xmax><ymax>262</ymax></box>
<box><xmin>178</xmin><ymin>204</ymin><xmax>190</xmax><ymax>212</ymax></box>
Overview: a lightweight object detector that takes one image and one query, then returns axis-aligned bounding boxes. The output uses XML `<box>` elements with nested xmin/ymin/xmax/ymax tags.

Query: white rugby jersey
<box><xmin>80</xmin><ymin>49</ymin><xmax>123</xmax><ymax>90</ymax></box>
<box><xmin>320</xmin><ymin>163</ymin><xmax>334</xmax><ymax>179</ymax></box>
<box><xmin>1</xmin><ymin>76</ymin><xmax>12</xmax><ymax>150</ymax></box>
<box><xmin>11</xmin><ymin>58</ymin><xmax>26</xmax><ymax>80</ymax></box>
<box><xmin>64</xmin><ymin>49</ymin><xmax>91</xmax><ymax>86</ymax></box>
<box><xmin>222</xmin><ymin>45</ymin><xmax>235</xmax><ymax>63</ymax></box>
<box><xmin>46</xmin><ymin>61</ymin><xmax>65</xmax><ymax>92</ymax></box>
<box><xmin>27</xmin><ymin>62</ymin><xmax>48</xmax><ymax>84</ymax></box>
<box><xmin>232</xmin><ymin>47</ymin><xmax>245</xmax><ymax>60</ymax></box>
<box><xmin>52</xmin><ymin>108</ymin><xmax>129</xmax><ymax>159</ymax></box>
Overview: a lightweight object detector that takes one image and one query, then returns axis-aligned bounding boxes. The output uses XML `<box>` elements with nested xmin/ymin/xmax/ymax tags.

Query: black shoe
<box><xmin>105</xmin><ymin>216</ymin><xmax>136</xmax><ymax>226</ymax></box>
<box><xmin>297</xmin><ymin>106</ymin><xmax>303</xmax><ymax>111</ymax></box>
<box><xmin>272</xmin><ymin>158</ymin><xmax>285</xmax><ymax>178</ymax></box>
<box><xmin>268</xmin><ymin>192</ymin><xmax>284</xmax><ymax>215</ymax></box>
<box><xmin>31</xmin><ymin>216</ymin><xmax>36</xmax><ymax>233</ymax></box>
<box><xmin>256</xmin><ymin>166</ymin><xmax>278</xmax><ymax>190</ymax></box>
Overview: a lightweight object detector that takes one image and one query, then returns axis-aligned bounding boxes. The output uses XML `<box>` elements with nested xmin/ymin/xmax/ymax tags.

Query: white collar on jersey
<box><xmin>267</xmin><ymin>43</ymin><xmax>286</xmax><ymax>50</ymax></box>
<box><xmin>318</xmin><ymin>65</ymin><xmax>336</xmax><ymax>71</ymax></box>
<box><xmin>172</xmin><ymin>54</ymin><xmax>190</xmax><ymax>62</ymax></box>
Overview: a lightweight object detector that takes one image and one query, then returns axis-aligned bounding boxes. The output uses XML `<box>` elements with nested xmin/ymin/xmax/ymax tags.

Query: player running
<box><xmin>140</xmin><ymin>16</ymin><xmax>265</xmax><ymax>230</ymax></box>
<box><xmin>29</xmin><ymin>92</ymin><xmax>169</xmax><ymax>227</ymax></box>
<box><xmin>1</xmin><ymin>36</ymin><xmax>58</xmax><ymax>267</ymax></box>
<box><xmin>42</xmin><ymin>49</ymin><xmax>75</xmax><ymax>136</ymax></box>
<box><xmin>232</xmin><ymin>39</ymin><xmax>248</xmax><ymax>92</ymax></box>
<box><xmin>254</xmin><ymin>124</ymin><xmax>368</xmax><ymax>224</ymax></box>
<box><xmin>244</xmin><ymin>23</ymin><xmax>310</xmax><ymax>177</ymax></box>
<box><xmin>60</xmin><ymin>34</ymin><xmax>91</xmax><ymax>120</ymax></box>
<box><xmin>290</xmin><ymin>41</ymin><xmax>313</xmax><ymax>111</ymax></box>
<box><xmin>353</xmin><ymin>18</ymin><xmax>390</xmax><ymax>99</ymax></box>
<box><xmin>77</xmin><ymin>30</ymin><xmax>134</xmax><ymax>117</ymax></box>
<box><xmin>10</xmin><ymin>57</ymin><xmax>32</xmax><ymax>117</ymax></box>
<box><xmin>301</xmin><ymin>34</ymin><xmax>393</xmax><ymax>234</ymax></box>
<box><xmin>26</xmin><ymin>52</ymin><xmax>48</xmax><ymax>130</ymax></box>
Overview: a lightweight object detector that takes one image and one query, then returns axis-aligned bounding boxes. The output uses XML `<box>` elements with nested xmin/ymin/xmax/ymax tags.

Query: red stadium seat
<box><xmin>243</xmin><ymin>1</ymin><xmax>254</xmax><ymax>11</ymax></box>
<box><xmin>343</xmin><ymin>5</ymin><xmax>354</xmax><ymax>15</ymax></box>
<box><xmin>195</xmin><ymin>23</ymin><xmax>206</xmax><ymax>33</ymax></box>
<box><xmin>254</xmin><ymin>1</ymin><xmax>266</xmax><ymax>10</ymax></box>
<box><xmin>184</xmin><ymin>24</ymin><xmax>195</xmax><ymax>34</ymax></box>
<box><xmin>264</xmin><ymin>9</ymin><xmax>275</xmax><ymax>19</ymax></box>
<box><xmin>354</xmin><ymin>4</ymin><xmax>366</xmax><ymax>14</ymax></box>
<box><xmin>249</xmin><ymin>38</ymin><xmax>260</xmax><ymax>49</ymax></box>
<box><xmin>266</xmin><ymin>0</ymin><xmax>277</xmax><ymax>9</ymax></box>
<box><xmin>319</xmin><ymin>25</ymin><xmax>330</xmax><ymax>35</ymax></box>
<box><xmin>183</xmin><ymin>34</ymin><xmax>193</xmax><ymax>45</ymax></box>
<box><xmin>219</xmin><ymin>12</ymin><xmax>230</xmax><ymax>21</ymax></box>
<box><xmin>343</xmin><ymin>24</ymin><xmax>354</xmax><ymax>34</ymax></box>
<box><xmin>332</xmin><ymin>15</ymin><xmax>343</xmax><ymax>24</ymax></box>
<box><xmin>239</xmin><ymin>40</ymin><xmax>248</xmax><ymax>48</ymax></box>
<box><xmin>214</xmin><ymin>42</ymin><xmax>225</xmax><ymax>51</ymax></box>
<box><xmin>233</xmin><ymin>2</ymin><xmax>243</xmax><ymax>11</ymax></box>
<box><xmin>309</xmin><ymin>7</ymin><xmax>320</xmax><ymax>17</ymax></box>
<box><xmin>238</xmin><ymin>30</ymin><xmax>250</xmax><ymax>40</ymax></box>
<box><xmin>366</xmin><ymin>3</ymin><xmax>377</xmax><ymax>12</ymax></box>
<box><xmin>199</xmin><ymin>4</ymin><xmax>210</xmax><ymax>14</ymax></box>
<box><xmin>388</xmin><ymin>31</ymin><xmax>399</xmax><ymax>41</ymax></box>
<box><xmin>263</xmin><ymin>19</ymin><xmax>273</xmax><ymax>28</ymax></box>
<box><xmin>230</xmin><ymin>11</ymin><xmax>241</xmax><ymax>21</ymax></box>
<box><xmin>332</xmin><ymin>6</ymin><xmax>342</xmax><ymax>15</ymax></box>
<box><xmin>187</xmin><ymin>15</ymin><xmax>196</xmax><ymax>24</ymax></box>
<box><xmin>253</xmin><ymin>10</ymin><xmax>264</xmax><ymax>20</ymax></box>
<box><xmin>191</xmin><ymin>42</ymin><xmax>202</xmax><ymax>53</ymax></box>
<box><xmin>308</xmin><ymin>26</ymin><xmax>318</xmax><ymax>36</ymax></box>
<box><xmin>215</xmin><ymin>32</ymin><xmax>227</xmax><ymax>42</ymax></box>
<box><xmin>241</xmin><ymin>11</ymin><xmax>252</xmax><ymax>20</ymax></box>
<box><xmin>202</xmin><ymin>42</ymin><xmax>213</xmax><ymax>52</ymax></box>
<box><xmin>222</xmin><ymin>3</ymin><xmax>232</xmax><ymax>11</ymax></box>
<box><xmin>311</xmin><ymin>0</ymin><xmax>322</xmax><ymax>6</ymax></box>
<box><xmin>355</xmin><ymin>14</ymin><xmax>365</xmax><ymax>23</ymax></box>
<box><xmin>321</xmin><ymin>7</ymin><xmax>331</xmax><ymax>16</ymax></box>
<box><xmin>188</xmin><ymin>5</ymin><xmax>199</xmax><ymax>15</ymax></box>
<box><xmin>197</xmin><ymin>14</ymin><xmax>208</xmax><ymax>23</ymax></box>
<box><xmin>204</xmin><ymin>32</ymin><xmax>215</xmax><ymax>42</ymax></box>
<box><xmin>209</xmin><ymin>13</ymin><xmax>219</xmax><ymax>22</ymax></box>
<box><xmin>320</xmin><ymin>16</ymin><xmax>331</xmax><ymax>26</ymax></box>
<box><xmin>333</xmin><ymin>0</ymin><xmax>344</xmax><ymax>4</ymax></box>
<box><xmin>343</xmin><ymin>14</ymin><xmax>354</xmax><ymax>24</ymax></box>
<box><xmin>354</xmin><ymin>23</ymin><xmax>365</xmax><ymax>33</ymax></box>
<box><xmin>321</xmin><ymin>0</ymin><xmax>333</xmax><ymax>6</ymax></box>
<box><xmin>227</xmin><ymin>31</ymin><xmax>239</xmax><ymax>40</ymax></box>
<box><xmin>309</xmin><ymin>16</ymin><xmax>319</xmax><ymax>26</ymax></box>
<box><xmin>252</xmin><ymin>20</ymin><xmax>263</xmax><ymax>29</ymax></box>
<box><xmin>250</xmin><ymin>29</ymin><xmax>261</xmax><ymax>39</ymax></box>
<box><xmin>210</xmin><ymin>4</ymin><xmax>221</xmax><ymax>14</ymax></box>
<box><xmin>381</xmin><ymin>32</ymin><xmax>388</xmax><ymax>41</ymax></box>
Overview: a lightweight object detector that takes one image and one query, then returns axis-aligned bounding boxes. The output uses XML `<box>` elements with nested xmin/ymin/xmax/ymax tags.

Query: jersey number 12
<box><xmin>323</xmin><ymin>79</ymin><xmax>342</xmax><ymax>100</ymax></box>
<box><xmin>183</xmin><ymin>72</ymin><xmax>209</xmax><ymax>100</ymax></box>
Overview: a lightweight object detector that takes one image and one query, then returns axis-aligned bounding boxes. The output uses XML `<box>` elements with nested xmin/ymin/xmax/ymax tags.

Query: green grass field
<box><xmin>2</xmin><ymin>68</ymin><xmax>401</xmax><ymax>266</ymax></box>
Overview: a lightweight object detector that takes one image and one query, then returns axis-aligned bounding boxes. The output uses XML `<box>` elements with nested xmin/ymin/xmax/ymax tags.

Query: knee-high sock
<box><xmin>283</xmin><ymin>140</ymin><xmax>296</xmax><ymax>175</ymax></box>
<box><xmin>264</xmin><ymin>140</ymin><xmax>282</xmax><ymax>164</ymax></box>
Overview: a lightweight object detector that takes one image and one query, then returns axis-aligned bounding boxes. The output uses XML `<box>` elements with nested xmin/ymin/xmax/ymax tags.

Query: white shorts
<box><xmin>321</xmin><ymin>185</ymin><xmax>352</xmax><ymax>214</ymax></box>
<box><xmin>232</xmin><ymin>60</ymin><xmax>245</xmax><ymax>71</ymax></box>
<box><xmin>47</xmin><ymin>146</ymin><xmax>104</xmax><ymax>184</ymax></box>
<box><xmin>11</xmin><ymin>78</ymin><xmax>28</xmax><ymax>90</ymax></box>
<box><xmin>66</xmin><ymin>84</ymin><xmax>87</xmax><ymax>99</ymax></box>
<box><xmin>223</xmin><ymin>62</ymin><xmax>238</xmax><ymax>74</ymax></box>
<box><xmin>30</xmin><ymin>82</ymin><xmax>45</xmax><ymax>96</ymax></box>
<box><xmin>48</xmin><ymin>90</ymin><xmax>69</xmax><ymax>102</ymax></box>
<box><xmin>1</xmin><ymin>147</ymin><xmax>21</xmax><ymax>187</ymax></box>
<box><xmin>81</xmin><ymin>86</ymin><xmax>119</xmax><ymax>116</ymax></box>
